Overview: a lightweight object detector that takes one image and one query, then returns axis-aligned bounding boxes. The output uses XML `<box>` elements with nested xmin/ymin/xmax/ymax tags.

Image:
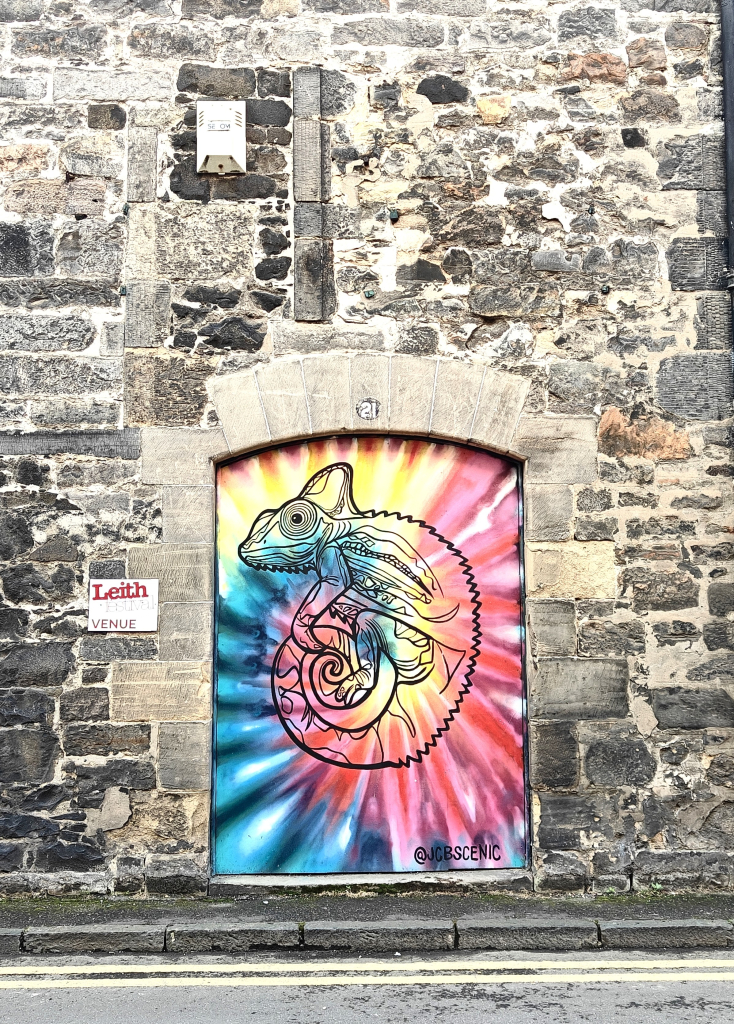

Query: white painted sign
<box><xmin>87</xmin><ymin>579</ymin><xmax>159</xmax><ymax>633</ymax></box>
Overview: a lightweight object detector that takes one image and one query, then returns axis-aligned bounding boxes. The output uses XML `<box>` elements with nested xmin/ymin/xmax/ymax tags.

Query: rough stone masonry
<box><xmin>0</xmin><ymin>0</ymin><xmax>733</xmax><ymax>897</ymax></box>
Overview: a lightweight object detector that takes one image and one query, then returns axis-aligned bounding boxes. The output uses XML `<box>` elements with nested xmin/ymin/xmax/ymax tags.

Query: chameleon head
<box><xmin>238</xmin><ymin>498</ymin><xmax>325</xmax><ymax>573</ymax></box>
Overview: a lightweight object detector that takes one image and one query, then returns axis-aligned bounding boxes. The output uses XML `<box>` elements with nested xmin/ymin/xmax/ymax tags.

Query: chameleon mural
<box><xmin>237</xmin><ymin>461</ymin><xmax>481</xmax><ymax>769</ymax></box>
<box><xmin>214</xmin><ymin>436</ymin><xmax>526</xmax><ymax>875</ymax></box>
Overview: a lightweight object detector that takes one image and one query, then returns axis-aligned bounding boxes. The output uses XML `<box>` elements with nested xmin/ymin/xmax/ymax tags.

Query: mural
<box><xmin>214</xmin><ymin>436</ymin><xmax>527</xmax><ymax>874</ymax></box>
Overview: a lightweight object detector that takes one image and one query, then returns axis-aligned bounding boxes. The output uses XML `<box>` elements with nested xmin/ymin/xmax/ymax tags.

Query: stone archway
<box><xmin>118</xmin><ymin>352</ymin><xmax>607</xmax><ymax>888</ymax></box>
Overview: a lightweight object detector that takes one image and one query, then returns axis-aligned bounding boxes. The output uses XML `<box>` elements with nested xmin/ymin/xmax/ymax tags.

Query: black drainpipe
<box><xmin>722</xmin><ymin>0</ymin><xmax>734</xmax><ymax>319</ymax></box>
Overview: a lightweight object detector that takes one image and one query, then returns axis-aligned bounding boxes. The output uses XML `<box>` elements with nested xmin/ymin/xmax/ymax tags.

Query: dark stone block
<box><xmin>0</xmin><ymin>605</ymin><xmax>29</xmax><ymax>642</ymax></box>
<box><xmin>67</xmin><ymin>758</ymin><xmax>156</xmax><ymax>803</ymax></box>
<box><xmin>622</xmin><ymin>127</ymin><xmax>647</xmax><ymax>148</ymax></box>
<box><xmin>0</xmin><ymin>813</ymin><xmax>58</xmax><ymax>839</ymax></box>
<box><xmin>0</xmin><ymin>223</ymin><xmax>52</xmax><ymax>278</ymax></box>
<box><xmin>0</xmin><ymin>842</ymin><xmax>23</xmax><ymax>872</ymax></box>
<box><xmin>578</xmin><ymin>619</ymin><xmax>645</xmax><ymax>656</ymax></box>
<box><xmin>584</xmin><ymin>733</ymin><xmax>656</xmax><ymax>786</ymax></box>
<box><xmin>530</xmin><ymin>722</ymin><xmax>579</xmax><ymax>790</ymax></box>
<box><xmin>250</xmin><ymin>289</ymin><xmax>284</xmax><ymax>312</ymax></box>
<box><xmin>707</xmin><ymin>753</ymin><xmax>734</xmax><ymax>786</ymax></box>
<box><xmin>671</xmin><ymin>493</ymin><xmax>723</xmax><ymax>510</ymax></box>
<box><xmin>145</xmin><ymin>856</ymin><xmax>207</xmax><ymax>895</ymax></box>
<box><xmin>653</xmin><ymin>621</ymin><xmax>701</xmax><ymax>646</ymax></box>
<box><xmin>695</xmin><ymin>295</ymin><xmax>731</xmax><ymax>352</ymax></box>
<box><xmin>708</xmin><ymin>582</ymin><xmax>734</xmax><ymax>617</ymax></box>
<box><xmin>246</xmin><ymin>99</ymin><xmax>292</xmax><ymax>127</ymax></box>
<box><xmin>255</xmin><ymin>256</ymin><xmax>291</xmax><ymax>281</ymax></box>
<box><xmin>0</xmin><ymin>642</ymin><xmax>75</xmax><ymax>689</ymax></box>
<box><xmin>656</xmin><ymin>353</ymin><xmax>733</xmax><ymax>421</ymax></box>
<box><xmin>63</xmin><ymin>723</ymin><xmax>150</xmax><ymax>757</ymax></box>
<box><xmin>416</xmin><ymin>75</ymin><xmax>469</xmax><ymax>105</ymax></box>
<box><xmin>667</xmin><ymin>238</ymin><xmax>728</xmax><ymax>291</ymax></box>
<box><xmin>257</xmin><ymin>68</ymin><xmax>290</xmax><ymax>98</ymax></box>
<box><xmin>60</xmin><ymin>687</ymin><xmax>108</xmax><ymax>723</ymax></box>
<box><xmin>89</xmin><ymin>560</ymin><xmax>125</xmax><ymax>580</ymax></box>
<box><xmin>371</xmin><ymin>81</ymin><xmax>401</xmax><ymax>110</ymax></box>
<box><xmin>293</xmin><ymin>240</ymin><xmax>335</xmax><ymax>321</ymax></box>
<box><xmin>531</xmin><ymin>659</ymin><xmax>629</xmax><ymax>721</ymax></box>
<box><xmin>619</xmin><ymin>87</ymin><xmax>681</xmax><ymax>124</ymax></box>
<box><xmin>210</xmin><ymin>174</ymin><xmax>277</xmax><ymax>200</ymax></box>
<box><xmin>182</xmin><ymin>284</ymin><xmax>241</xmax><ymax>308</ymax></box>
<box><xmin>538</xmin><ymin>793</ymin><xmax>613</xmax><ymax>850</ymax></box>
<box><xmin>199</xmin><ymin>317</ymin><xmax>266</xmax><ymax>351</ymax></box>
<box><xmin>558</xmin><ymin>7</ymin><xmax>617</xmax><ymax>40</ymax></box>
<box><xmin>442</xmin><ymin>248</ymin><xmax>472</xmax><ymax>283</ymax></box>
<box><xmin>15</xmin><ymin>459</ymin><xmax>49</xmax><ymax>486</ymax></box>
<box><xmin>535</xmin><ymin>851</ymin><xmax>588</xmax><ymax>893</ymax></box>
<box><xmin>259</xmin><ymin>228</ymin><xmax>289</xmax><ymax>256</ymax></box>
<box><xmin>622</xmin><ymin>568</ymin><xmax>699</xmax><ymax>612</ymax></box>
<box><xmin>0</xmin><ymin>512</ymin><xmax>34</xmax><ymax>560</ymax></box>
<box><xmin>80</xmin><ymin>636</ymin><xmax>157</xmax><ymax>662</ymax></box>
<box><xmin>687</xmin><ymin>656</ymin><xmax>734</xmax><ymax>683</ymax></box>
<box><xmin>651</xmin><ymin>687</ymin><xmax>734</xmax><ymax>729</ymax></box>
<box><xmin>88</xmin><ymin>104</ymin><xmax>126</xmax><ymax>130</ymax></box>
<box><xmin>0</xmin><ymin>278</ymin><xmax>120</xmax><ymax>308</ymax></box>
<box><xmin>657</xmin><ymin>133</ymin><xmax>724</xmax><ymax>190</ymax></box>
<box><xmin>0</xmin><ymin>688</ymin><xmax>53</xmax><ymax>726</ymax></box>
<box><xmin>574</xmin><ymin>518</ymin><xmax>618</xmax><ymax>541</ymax></box>
<box><xmin>626</xmin><ymin>516</ymin><xmax>695</xmax><ymax>540</ymax></box>
<box><xmin>577</xmin><ymin>488</ymin><xmax>613</xmax><ymax>512</ymax></box>
<box><xmin>321</xmin><ymin>69</ymin><xmax>356</xmax><ymax>116</ymax></box>
<box><xmin>181</xmin><ymin>0</ymin><xmax>260</xmax><ymax>15</ymax></box>
<box><xmin>396</xmin><ymin>259</ymin><xmax>446</xmax><ymax>285</ymax></box>
<box><xmin>690</xmin><ymin>542</ymin><xmax>734</xmax><ymax>562</ymax></box>
<box><xmin>0</xmin><ymin>429</ymin><xmax>140</xmax><ymax>459</ymax></box>
<box><xmin>169</xmin><ymin>157</ymin><xmax>210</xmax><ymax>203</ymax></box>
<box><xmin>396</xmin><ymin>325</ymin><xmax>439</xmax><ymax>356</ymax></box>
<box><xmin>35</xmin><ymin>840</ymin><xmax>105</xmax><ymax>872</ymax></box>
<box><xmin>697</xmin><ymin>193</ymin><xmax>727</xmax><ymax>237</ymax></box>
<box><xmin>177</xmin><ymin>64</ymin><xmax>255</xmax><ymax>98</ymax></box>
<box><xmin>703</xmin><ymin>622</ymin><xmax>734</xmax><ymax>650</ymax></box>
<box><xmin>1</xmin><ymin>563</ymin><xmax>75</xmax><ymax>605</ymax></box>
<box><xmin>0</xmin><ymin>727</ymin><xmax>58</xmax><ymax>784</ymax></box>
<box><xmin>19</xmin><ymin>783</ymin><xmax>67</xmax><ymax>811</ymax></box>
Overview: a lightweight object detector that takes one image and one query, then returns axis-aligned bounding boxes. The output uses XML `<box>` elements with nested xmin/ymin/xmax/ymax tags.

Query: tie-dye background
<box><xmin>214</xmin><ymin>436</ymin><xmax>527</xmax><ymax>874</ymax></box>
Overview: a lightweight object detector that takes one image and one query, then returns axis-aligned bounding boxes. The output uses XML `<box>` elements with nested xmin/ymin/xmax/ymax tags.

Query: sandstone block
<box><xmin>127</xmin><ymin>543</ymin><xmax>214</xmax><ymax>603</ymax></box>
<box><xmin>514</xmin><ymin>417</ymin><xmax>597</xmax><ymax>484</ymax></box>
<box><xmin>476</xmin><ymin>96</ymin><xmax>512</xmax><ymax>124</ymax></box>
<box><xmin>208</xmin><ymin>372</ymin><xmax>269</xmax><ymax>454</ymax></box>
<box><xmin>527</xmin><ymin>599</ymin><xmax>576</xmax><ymax>657</ymax></box>
<box><xmin>431</xmin><ymin>360</ymin><xmax>485</xmax><ymax>439</ymax></box>
<box><xmin>255</xmin><ymin>360</ymin><xmax>310</xmax><ymax>441</ymax></box>
<box><xmin>525</xmin><ymin>485</ymin><xmax>574</xmax><ymax>542</ymax></box>
<box><xmin>528</xmin><ymin>542</ymin><xmax>616</xmax><ymax>599</ymax></box>
<box><xmin>54</xmin><ymin>70</ymin><xmax>172</xmax><ymax>101</ymax></box>
<box><xmin>155</xmin><ymin>206</ymin><xmax>254</xmax><ymax>282</ymax></box>
<box><xmin>302</xmin><ymin>353</ymin><xmax>352</xmax><ymax>434</ymax></box>
<box><xmin>158</xmin><ymin>722</ymin><xmax>210</xmax><ymax>791</ymax></box>
<box><xmin>127</xmin><ymin>128</ymin><xmax>157</xmax><ymax>204</ymax></box>
<box><xmin>470</xmin><ymin>369</ymin><xmax>530</xmax><ymax>453</ymax></box>
<box><xmin>159</xmin><ymin>602</ymin><xmax>213</xmax><ymax>662</ymax></box>
<box><xmin>140</xmin><ymin>427</ymin><xmax>227</xmax><ymax>485</ymax></box>
<box><xmin>110</xmin><ymin>661</ymin><xmax>211</xmax><ymax>723</ymax></box>
<box><xmin>656</xmin><ymin>353</ymin><xmax>733</xmax><ymax>421</ymax></box>
<box><xmin>530</xmin><ymin>722</ymin><xmax>580</xmax><ymax>790</ymax></box>
<box><xmin>387</xmin><ymin>354</ymin><xmax>433</xmax><ymax>434</ymax></box>
<box><xmin>162</xmin><ymin>487</ymin><xmax>214</xmax><ymax>545</ymax></box>
<box><xmin>530</xmin><ymin>658</ymin><xmax>629</xmax><ymax>720</ymax></box>
<box><xmin>125</xmin><ymin>281</ymin><xmax>170</xmax><ymax>349</ymax></box>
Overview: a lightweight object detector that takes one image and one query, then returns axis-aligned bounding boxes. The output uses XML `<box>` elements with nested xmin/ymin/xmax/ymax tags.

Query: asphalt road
<box><xmin>2</xmin><ymin>951</ymin><xmax>734</xmax><ymax>1024</ymax></box>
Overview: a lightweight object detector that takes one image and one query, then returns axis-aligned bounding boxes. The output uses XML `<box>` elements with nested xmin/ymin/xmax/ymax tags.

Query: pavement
<box><xmin>2</xmin><ymin>950</ymin><xmax>734</xmax><ymax>1023</ymax></box>
<box><xmin>1</xmin><ymin>891</ymin><xmax>734</xmax><ymax>955</ymax></box>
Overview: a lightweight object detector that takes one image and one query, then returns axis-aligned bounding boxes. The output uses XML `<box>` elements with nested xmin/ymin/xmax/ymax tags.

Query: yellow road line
<box><xmin>2</xmin><ymin>957</ymin><xmax>734</xmax><ymax>977</ymax></box>
<box><xmin>1</xmin><ymin>971</ymin><xmax>734</xmax><ymax>990</ymax></box>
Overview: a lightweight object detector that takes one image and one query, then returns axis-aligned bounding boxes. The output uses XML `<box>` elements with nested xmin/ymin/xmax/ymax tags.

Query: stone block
<box><xmin>294</xmin><ymin>202</ymin><xmax>323</xmax><ymax>237</ymax></box>
<box><xmin>695</xmin><ymin>294</ymin><xmax>732</xmax><ymax>351</ymax></box>
<box><xmin>530</xmin><ymin>721</ymin><xmax>579</xmax><ymax>790</ymax></box>
<box><xmin>534</xmin><ymin>851</ymin><xmax>588</xmax><ymax>893</ymax></box>
<box><xmin>0</xmin><ymin>929</ymin><xmax>21</xmax><ymax>953</ymax></box>
<box><xmin>125</xmin><ymin>281</ymin><xmax>170</xmax><ymax>349</ymax></box>
<box><xmin>697</xmin><ymin>193</ymin><xmax>727</xmax><ymax>236</ymax></box>
<box><xmin>101</xmin><ymin>322</ymin><xmax>125</xmax><ymax>357</ymax></box>
<box><xmin>158</xmin><ymin>722</ymin><xmax>210</xmax><ymax>791</ymax></box>
<box><xmin>469</xmin><ymin>282</ymin><xmax>561</xmax><ymax>318</ymax></box>
<box><xmin>332</xmin><ymin>18</ymin><xmax>445</xmax><ymax>47</ymax></box>
<box><xmin>0</xmin><ymin>728</ymin><xmax>58</xmax><ymax>784</ymax></box>
<box><xmin>0</xmin><ymin>278</ymin><xmax>119</xmax><ymax>309</ymax></box>
<box><xmin>430</xmin><ymin>360</ymin><xmax>484</xmax><ymax>440</ymax></box>
<box><xmin>293</xmin><ymin>66</ymin><xmax>321</xmax><ymax>118</ymax></box>
<box><xmin>294</xmin><ymin>119</ymin><xmax>324</xmax><ymax>204</ymax></box>
<box><xmin>60</xmin><ymin>687</ymin><xmax>109</xmax><ymax>723</ymax></box>
<box><xmin>88</xmin><ymin>104</ymin><xmax>126</xmax><ymax>130</ymax></box>
<box><xmin>127</xmin><ymin>544</ymin><xmax>213</xmax><ymax>603</ymax></box>
<box><xmin>469</xmin><ymin>369</ymin><xmax>530</xmax><ymax>453</ymax></box>
<box><xmin>24</xmin><ymin>924</ymin><xmax>165</xmax><ymax>954</ymax></box>
<box><xmin>656</xmin><ymin>353</ymin><xmax>733</xmax><ymax>421</ymax></box>
<box><xmin>657</xmin><ymin>133</ymin><xmax>724</xmax><ymax>191</ymax></box>
<box><xmin>388</xmin><ymin>354</ymin><xmax>435</xmax><ymax>434</ymax></box>
<box><xmin>527</xmin><ymin>600</ymin><xmax>576</xmax><ymax>657</ymax></box>
<box><xmin>63</xmin><ymin>722</ymin><xmax>150</xmax><ymax>758</ymax></box>
<box><xmin>80</xmin><ymin>637</ymin><xmax>157</xmax><ymax>662</ymax></box>
<box><xmin>125</xmin><ymin>349</ymin><xmax>210</xmax><ymax>425</ymax></box>
<box><xmin>622</xmin><ymin>568</ymin><xmax>699</xmax><ymax>612</ymax></box>
<box><xmin>145</xmin><ymin>855</ymin><xmax>207</xmax><ymax>896</ymax></box>
<box><xmin>162</xmin><ymin>487</ymin><xmax>214</xmax><ymax>544</ymax></box>
<box><xmin>514</xmin><ymin>417</ymin><xmax>597</xmax><ymax>484</ymax></box>
<box><xmin>0</xmin><ymin>642</ymin><xmax>75</xmax><ymax>689</ymax></box>
<box><xmin>208</xmin><ymin>373</ymin><xmax>268</xmax><ymax>455</ymax></box>
<box><xmin>634</xmin><ymin>850</ymin><xmax>733</xmax><ymax>889</ymax></box>
<box><xmin>600</xmin><ymin>920</ymin><xmax>733</xmax><ymax>949</ymax></box>
<box><xmin>155</xmin><ymin>206</ymin><xmax>254</xmax><ymax>282</ymax></box>
<box><xmin>294</xmin><ymin>239</ymin><xmax>335</xmax><ymax>321</ymax></box>
<box><xmin>538</xmin><ymin>792</ymin><xmax>614</xmax><ymax>850</ymax></box>
<box><xmin>0</xmin><ymin>1</ymin><xmax>43</xmax><ymax>22</ymax></box>
<box><xmin>650</xmin><ymin>687</ymin><xmax>734</xmax><ymax>729</ymax></box>
<box><xmin>127</xmin><ymin>128</ymin><xmax>157</xmax><ymax>204</ymax></box>
<box><xmin>54</xmin><ymin>70</ymin><xmax>172</xmax><ymax>102</ymax></box>
<box><xmin>167</xmin><ymin>922</ymin><xmax>299</xmax><ymax>953</ymax></box>
<box><xmin>302</xmin><ymin>353</ymin><xmax>352</xmax><ymax>434</ymax></box>
<box><xmin>140</xmin><ymin>427</ymin><xmax>227</xmax><ymax>485</ymax></box>
<box><xmin>530</xmin><ymin>658</ymin><xmax>629</xmax><ymax>720</ymax></box>
<box><xmin>255</xmin><ymin>360</ymin><xmax>310</xmax><ymax>441</ymax></box>
<box><xmin>0</xmin><ymin>689</ymin><xmax>53</xmax><ymax>727</ymax></box>
<box><xmin>273</xmin><ymin>323</ymin><xmax>384</xmax><ymax>354</ymax></box>
<box><xmin>527</xmin><ymin>542</ymin><xmax>616</xmax><ymax>599</ymax></box>
<box><xmin>667</xmin><ymin>237</ymin><xmax>728</xmax><ymax>291</ymax></box>
<box><xmin>0</xmin><ymin>428</ymin><xmax>139</xmax><ymax>459</ymax></box>
<box><xmin>584</xmin><ymin>730</ymin><xmax>656</xmax><ymax>786</ymax></box>
<box><xmin>109</xmin><ymin>661</ymin><xmax>211</xmax><ymax>723</ymax></box>
<box><xmin>0</xmin><ymin>76</ymin><xmax>44</xmax><ymax>100</ymax></box>
<box><xmin>457</xmin><ymin>917</ymin><xmax>598</xmax><ymax>951</ymax></box>
<box><xmin>304</xmin><ymin>920</ymin><xmax>454</xmax><ymax>951</ymax></box>
<box><xmin>0</xmin><ymin>354</ymin><xmax>121</xmax><ymax>398</ymax></box>
<box><xmin>159</xmin><ymin>602</ymin><xmax>213</xmax><ymax>662</ymax></box>
<box><xmin>176</xmin><ymin>64</ymin><xmax>255</xmax><ymax>98</ymax></box>
<box><xmin>526</xmin><ymin>485</ymin><xmax>574</xmax><ymax>542</ymax></box>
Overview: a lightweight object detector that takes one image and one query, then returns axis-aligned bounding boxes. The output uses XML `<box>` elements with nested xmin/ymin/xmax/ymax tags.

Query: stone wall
<box><xmin>0</xmin><ymin>0</ymin><xmax>733</xmax><ymax>895</ymax></box>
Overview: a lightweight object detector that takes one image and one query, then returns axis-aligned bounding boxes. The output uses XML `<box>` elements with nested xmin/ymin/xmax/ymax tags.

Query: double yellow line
<box><xmin>1</xmin><ymin>958</ymin><xmax>733</xmax><ymax>989</ymax></box>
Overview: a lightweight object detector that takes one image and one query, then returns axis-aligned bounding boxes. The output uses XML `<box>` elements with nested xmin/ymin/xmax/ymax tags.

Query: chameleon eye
<box><xmin>281</xmin><ymin>500</ymin><xmax>317</xmax><ymax>539</ymax></box>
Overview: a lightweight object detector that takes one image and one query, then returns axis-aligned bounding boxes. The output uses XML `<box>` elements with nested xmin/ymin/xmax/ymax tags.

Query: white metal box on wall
<box><xmin>196</xmin><ymin>101</ymin><xmax>247</xmax><ymax>175</ymax></box>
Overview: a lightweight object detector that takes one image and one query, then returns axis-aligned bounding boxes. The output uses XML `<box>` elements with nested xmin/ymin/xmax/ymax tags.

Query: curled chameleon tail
<box><xmin>239</xmin><ymin>463</ymin><xmax>481</xmax><ymax>769</ymax></box>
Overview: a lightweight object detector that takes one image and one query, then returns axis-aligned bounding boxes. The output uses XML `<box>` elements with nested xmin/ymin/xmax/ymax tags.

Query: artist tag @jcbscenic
<box><xmin>87</xmin><ymin>579</ymin><xmax>159</xmax><ymax>633</ymax></box>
